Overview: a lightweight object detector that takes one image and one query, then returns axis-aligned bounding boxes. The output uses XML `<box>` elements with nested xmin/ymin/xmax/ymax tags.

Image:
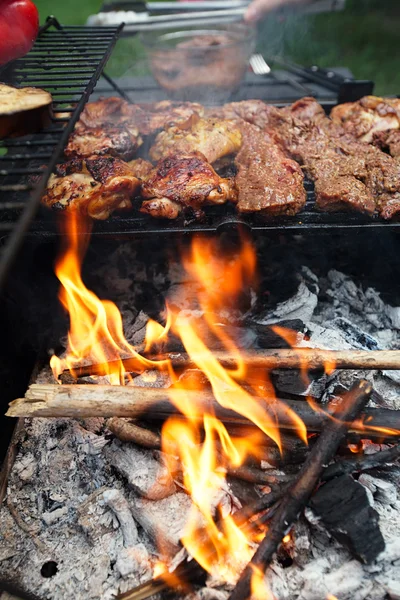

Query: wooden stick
<box><xmin>64</xmin><ymin>349</ymin><xmax>400</xmax><ymax>379</ymax></box>
<box><xmin>106</xmin><ymin>417</ymin><xmax>161</xmax><ymax>449</ymax></box>
<box><xmin>7</xmin><ymin>384</ymin><xmax>400</xmax><ymax>440</ymax></box>
<box><xmin>321</xmin><ymin>443</ymin><xmax>400</xmax><ymax>481</ymax></box>
<box><xmin>228</xmin><ymin>380</ymin><xmax>372</xmax><ymax>600</ymax></box>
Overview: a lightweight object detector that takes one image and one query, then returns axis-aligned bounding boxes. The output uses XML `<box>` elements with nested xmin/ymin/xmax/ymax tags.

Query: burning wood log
<box><xmin>7</xmin><ymin>383</ymin><xmax>400</xmax><ymax>440</ymax></box>
<box><xmin>63</xmin><ymin>349</ymin><xmax>400</xmax><ymax>379</ymax></box>
<box><xmin>227</xmin><ymin>379</ymin><xmax>373</xmax><ymax>600</ymax></box>
<box><xmin>321</xmin><ymin>443</ymin><xmax>400</xmax><ymax>481</ymax></box>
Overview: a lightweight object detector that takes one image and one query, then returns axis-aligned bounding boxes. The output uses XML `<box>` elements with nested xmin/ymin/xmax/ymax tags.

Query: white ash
<box><xmin>2</xmin><ymin>249</ymin><xmax>400</xmax><ymax>599</ymax></box>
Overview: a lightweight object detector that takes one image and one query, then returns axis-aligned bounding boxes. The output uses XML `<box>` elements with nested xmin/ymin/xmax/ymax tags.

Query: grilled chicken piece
<box><xmin>77</xmin><ymin>97</ymin><xmax>203</xmax><ymax>135</ymax></box>
<box><xmin>235</xmin><ymin>123</ymin><xmax>306</xmax><ymax>217</ymax></box>
<box><xmin>149</xmin><ymin>118</ymin><xmax>242</xmax><ymax>164</ymax></box>
<box><xmin>78</xmin><ymin>96</ymin><xmax>127</xmax><ymax>129</ymax></box>
<box><xmin>140</xmin><ymin>151</ymin><xmax>237</xmax><ymax>219</ymax></box>
<box><xmin>43</xmin><ymin>156</ymin><xmax>141</xmax><ymax>220</ymax></box>
<box><xmin>127</xmin><ymin>158</ymin><xmax>154</xmax><ymax>180</ymax></box>
<box><xmin>66</xmin><ymin>123</ymin><xmax>142</xmax><ymax>161</ymax></box>
<box><xmin>330</xmin><ymin>96</ymin><xmax>400</xmax><ymax>143</ymax></box>
<box><xmin>124</xmin><ymin>100</ymin><xmax>204</xmax><ymax>135</ymax></box>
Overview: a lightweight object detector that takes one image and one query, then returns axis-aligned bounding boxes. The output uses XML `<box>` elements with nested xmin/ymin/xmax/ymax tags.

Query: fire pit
<box><xmin>2</xmin><ymin>226</ymin><xmax>400</xmax><ymax>600</ymax></box>
<box><xmin>1</xmin><ymin>20</ymin><xmax>400</xmax><ymax>600</ymax></box>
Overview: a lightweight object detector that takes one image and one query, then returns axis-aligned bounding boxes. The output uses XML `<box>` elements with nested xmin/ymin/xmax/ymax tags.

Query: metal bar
<box><xmin>14</xmin><ymin>58</ymin><xmax>104</xmax><ymax>64</ymax></box>
<box><xmin>0</xmin><ymin>168</ymin><xmax>44</xmax><ymax>175</ymax></box>
<box><xmin>0</xmin><ymin>140</ymin><xmax>59</xmax><ymax>147</ymax></box>
<box><xmin>0</xmin><ymin>153</ymin><xmax>53</xmax><ymax>160</ymax></box>
<box><xmin>101</xmin><ymin>72</ymin><xmax>132</xmax><ymax>102</ymax></box>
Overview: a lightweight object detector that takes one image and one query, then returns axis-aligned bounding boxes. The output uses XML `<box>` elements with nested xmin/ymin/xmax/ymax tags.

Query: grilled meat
<box><xmin>43</xmin><ymin>155</ymin><xmax>141</xmax><ymax>220</ymax></box>
<box><xmin>373</xmin><ymin>129</ymin><xmax>400</xmax><ymax>159</ymax></box>
<box><xmin>330</xmin><ymin>96</ymin><xmax>400</xmax><ymax>143</ymax></box>
<box><xmin>66</xmin><ymin>123</ymin><xmax>142</xmax><ymax>161</ymax></box>
<box><xmin>127</xmin><ymin>158</ymin><xmax>154</xmax><ymax>180</ymax></box>
<box><xmin>276</xmin><ymin>99</ymin><xmax>400</xmax><ymax>218</ymax></box>
<box><xmin>78</xmin><ymin>97</ymin><xmax>203</xmax><ymax>135</ymax></box>
<box><xmin>149</xmin><ymin>118</ymin><xmax>242</xmax><ymax>164</ymax></box>
<box><xmin>235</xmin><ymin>123</ymin><xmax>306</xmax><ymax>217</ymax></box>
<box><xmin>127</xmin><ymin>100</ymin><xmax>204</xmax><ymax>135</ymax></box>
<box><xmin>140</xmin><ymin>198</ymin><xmax>182</xmax><ymax>220</ymax></box>
<box><xmin>140</xmin><ymin>151</ymin><xmax>237</xmax><ymax>219</ymax></box>
<box><xmin>78</xmin><ymin>96</ymin><xmax>127</xmax><ymax>129</ymax></box>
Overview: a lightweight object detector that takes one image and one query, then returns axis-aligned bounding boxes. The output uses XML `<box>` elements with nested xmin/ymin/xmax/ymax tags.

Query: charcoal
<box><xmin>272</xmin><ymin>369</ymin><xmax>326</xmax><ymax>398</ymax></box>
<box><xmin>329</xmin><ymin>317</ymin><xmax>380</xmax><ymax>350</ymax></box>
<box><xmin>309</xmin><ymin>474</ymin><xmax>385</xmax><ymax>564</ymax></box>
<box><xmin>249</xmin><ymin>318</ymin><xmax>306</xmax><ymax>349</ymax></box>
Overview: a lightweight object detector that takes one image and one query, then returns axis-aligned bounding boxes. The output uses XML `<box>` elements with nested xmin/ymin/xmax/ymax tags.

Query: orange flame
<box><xmin>250</xmin><ymin>565</ymin><xmax>275</xmax><ymax>599</ymax></box>
<box><xmin>50</xmin><ymin>211</ymin><xmax>170</xmax><ymax>383</ymax></box>
<box><xmin>52</xmin><ymin>223</ymin><xmax>309</xmax><ymax>583</ymax></box>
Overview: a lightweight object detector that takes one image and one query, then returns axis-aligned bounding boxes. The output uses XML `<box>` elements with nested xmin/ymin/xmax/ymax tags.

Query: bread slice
<box><xmin>0</xmin><ymin>83</ymin><xmax>53</xmax><ymax>138</ymax></box>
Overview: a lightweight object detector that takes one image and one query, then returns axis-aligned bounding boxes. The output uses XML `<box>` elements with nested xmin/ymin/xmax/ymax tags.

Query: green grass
<box><xmin>34</xmin><ymin>0</ymin><xmax>400</xmax><ymax>95</ymax></box>
<box><xmin>258</xmin><ymin>0</ymin><xmax>400</xmax><ymax>95</ymax></box>
<box><xmin>35</xmin><ymin>0</ymin><xmax>101</xmax><ymax>25</ymax></box>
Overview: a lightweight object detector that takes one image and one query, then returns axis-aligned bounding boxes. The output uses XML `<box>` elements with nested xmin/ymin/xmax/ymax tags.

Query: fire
<box><xmin>50</xmin><ymin>210</ymin><xmax>170</xmax><ymax>384</ymax></box>
<box><xmin>250</xmin><ymin>565</ymin><xmax>275</xmax><ymax>599</ymax></box>
<box><xmin>52</xmin><ymin>219</ymin><xmax>308</xmax><ymax>584</ymax></box>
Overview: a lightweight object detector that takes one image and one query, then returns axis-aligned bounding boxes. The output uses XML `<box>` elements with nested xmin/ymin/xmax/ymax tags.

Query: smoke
<box><xmin>256</xmin><ymin>9</ymin><xmax>310</xmax><ymax>61</ymax></box>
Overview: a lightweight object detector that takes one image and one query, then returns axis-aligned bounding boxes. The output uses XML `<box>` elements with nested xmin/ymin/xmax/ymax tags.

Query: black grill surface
<box><xmin>0</xmin><ymin>17</ymin><xmax>123</xmax><ymax>289</ymax></box>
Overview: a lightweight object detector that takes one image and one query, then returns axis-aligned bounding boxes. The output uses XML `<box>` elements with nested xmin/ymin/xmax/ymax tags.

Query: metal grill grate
<box><xmin>78</xmin><ymin>178</ymin><xmax>400</xmax><ymax>237</ymax></box>
<box><xmin>0</xmin><ymin>16</ymin><xmax>124</xmax><ymax>290</ymax></box>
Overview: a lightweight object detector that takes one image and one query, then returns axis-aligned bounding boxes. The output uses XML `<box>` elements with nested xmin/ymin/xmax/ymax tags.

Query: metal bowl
<box><xmin>141</xmin><ymin>23</ymin><xmax>256</xmax><ymax>103</ymax></box>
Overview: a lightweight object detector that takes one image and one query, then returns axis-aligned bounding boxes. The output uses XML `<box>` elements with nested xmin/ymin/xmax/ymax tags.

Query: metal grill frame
<box><xmin>0</xmin><ymin>16</ymin><xmax>124</xmax><ymax>290</ymax></box>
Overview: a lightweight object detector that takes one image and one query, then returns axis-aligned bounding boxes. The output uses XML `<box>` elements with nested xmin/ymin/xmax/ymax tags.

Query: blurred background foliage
<box><xmin>35</xmin><ymin>0</ymin><xmax>400</xmax><ymax>95</ymax></box>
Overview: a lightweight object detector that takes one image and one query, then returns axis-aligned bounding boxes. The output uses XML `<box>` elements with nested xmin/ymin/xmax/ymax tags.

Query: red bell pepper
<box><xmin>0</xmin><ymin>0</ymin><xmax>39</xmax><ymax>66</ymax></box>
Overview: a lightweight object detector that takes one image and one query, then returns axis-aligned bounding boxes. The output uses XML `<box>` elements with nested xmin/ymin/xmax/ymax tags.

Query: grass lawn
<box><xmin>34</xmin><ymin>0</ymin><xmax>400</xmax><ymax>95</ymax></box>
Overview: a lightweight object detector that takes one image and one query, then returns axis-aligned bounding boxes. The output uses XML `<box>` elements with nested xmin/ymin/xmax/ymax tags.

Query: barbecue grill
<box><xmin>1</xmin><ymin>20</ymin><xmax>400</xmax><ymax>600</ymax></box>
<box><xmin>0</xmin><ymin>17</ymin><xmax>124</xmax><ymax>290</ymax></box>
<box><xmin>0</xmin><ymin>19</ymin><xmax>388</xmax><ymax>291</ymax></box>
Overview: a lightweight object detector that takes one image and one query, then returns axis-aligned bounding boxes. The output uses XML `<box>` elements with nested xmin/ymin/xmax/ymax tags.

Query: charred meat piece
<box><xmin>330</xmin><ymin>96</ymin><xmax>400</xmax><ymax>143</ymax></box>
<box><xmin>149</xmin><ymin>118</ymin><xmax>242</xmax><ymax>164</ymax></box>
<box><xmin>140</xmin><ymin>151</ymin><xmax>237</xmax><ymax>219</ymax></box>
<box><xmin>43</xmin><ymin>156</ymin><xmax>141</xmax><ymax>220</ymax></box>
<box><xmin>66</xmin><ymin>123</ymin><xmax>142</xmax><ymax>161</ymax></box>
<box><xmin>234</xmin><ymin>123</ymin><xmax>306</xmax><ymax>217</ymax></box>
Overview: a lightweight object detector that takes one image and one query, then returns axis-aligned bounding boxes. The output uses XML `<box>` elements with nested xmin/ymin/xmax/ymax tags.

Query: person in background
<box><xmin>245</xmin><ymin>0</ymin><xmax>310</xmax><ymax>22</ymax></box>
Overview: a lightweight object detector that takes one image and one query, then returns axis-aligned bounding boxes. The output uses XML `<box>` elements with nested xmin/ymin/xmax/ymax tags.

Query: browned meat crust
<box><xmin>235</xmin><ymin>123</ymin><xmax>306</xmax><ymax>217</ymax></box>
<box><xmin>373</xmin><ymin>129</ymin><xmax>400</xmax><ymax>158</ymax></box>
<box><xmin>65</xmin><ymin>124</ymin><xmax>142</xmax><ymax>161</ymax></box>
<box><xmin>78</xmin><ymin>97</ymin><xmax>204</xmax><ymax>136</ymax></box>
<box><xmin>126</xmin><ymin>158</ymin><xmax>154</xmax><ymax>181</ymax></box>
<box><xmin>43</xmin><ymin>156</ymin><xmax>141</xmax><ymax>220</ymax></box>
<box><xmin>140</xmin><ymin>151</ymin><xmax>237</xmax><ymax>219</ymax></box>
<box><xmin>330</xmin><ymin>96</ymin><xmax>400</xmax><ymax>143</ymax></box>
<box><xmin>149</xmin><ymin>118</ymin><xmax>242</xmax><ymax>164</ymax></box>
